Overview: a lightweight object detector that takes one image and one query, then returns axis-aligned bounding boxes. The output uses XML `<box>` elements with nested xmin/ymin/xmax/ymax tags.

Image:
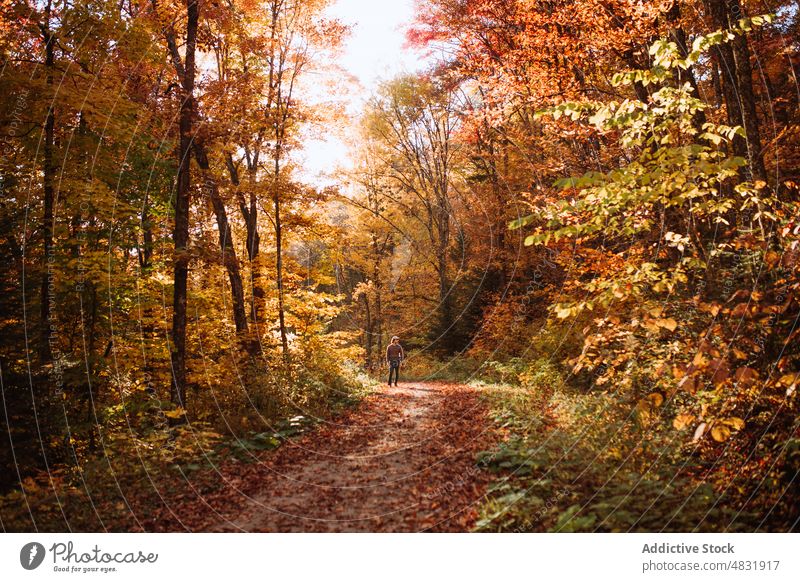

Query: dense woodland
<box><xmin>0</xmin><ymin>0</ymin><xmax>798</xmax><ymax>531</ymax></box>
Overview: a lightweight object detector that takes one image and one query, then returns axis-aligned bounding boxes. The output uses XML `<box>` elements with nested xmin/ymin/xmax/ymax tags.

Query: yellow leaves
<box><xmin>656</xmin><ymin>317</ymin><xmax>677</xmax><ymax>332</ymax></box>
<box><xmin>682</xmin><ymin>416</ymin><xmax>746</xmax><ymax>442</ymax></box>
<box><xmin>555</xmin><ymin>305</ymin><xmax>574</xmax><ymax>319</ymax></box>
<box><xmin>673</xmin><ymin>414</ymin><xmax>694</xmax><ymax>430</ymax></box>
<box><xmin>725</xmin><ymin>417</ymin><xmax>745</xmax><ymax>431</ymax></box>
<box><xmin>636</xmin><ymin>392</ymin><xmax>665</xmax><ymax>424</ymax></box>
<box><xmin>588</xmin><ymin>106</ymin><xmax>612</xmax><ymax>127</ymax></box>
<box><xmin>710</xmin><ymin>424</ymin><xmax>731</xmax><ymax>442</ymax></box>
<box><xmin>164</xmin><ymin>408</ymin><xmax>187</xmax><ymax>419</ymax></box>
<box><xmin>710</xmin><ymin>418</ymin><xmax>746</xmax><ymax>442</ymax></box>
<box><xmin>642</xmin><ymin>310</ymin><xmax>677</xmax><ymax>333</ymax></box>
<box><xmin>777</xmin><ymin>372</ymin><xmax>799</xmax><ymax>397</ymax></box>
<box><xmin>664</xmin><ymin>231</ymin><xmax>690</xmax><ymax>252</ymax></box>
<box><xmin>763</xmin><ymin>250</ymin><xmax>781</xmax><ymax>270</ymax></box>
<box><xmin>700</xmin><ymin>131</ymin><xmax>724</xmax><ymax>146</ymax></box>
<box><xmin>697</xmin><ymin>301</ymin><xmax>721</xmax><ymax>316</ymax></box>
<box><xmin>646</xmin><ymin>392</ymin><xmax>664</xmax><ymax>407</ymax></box>
<box><xmin>692</xmin><ymin>351</ymin><xmax>708</xmax><ymax>368</ymax></box>
<box><xmin>641</xmin><ymin>319</ymin><xmax>658</xmax><ymax>332</ymax></box>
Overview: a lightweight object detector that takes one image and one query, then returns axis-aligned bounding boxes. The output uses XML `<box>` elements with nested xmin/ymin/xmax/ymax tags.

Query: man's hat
<box><xmin>391</xmin><ymin>336</ymin><xmax>400</xmax><ymax>342</ymax></box>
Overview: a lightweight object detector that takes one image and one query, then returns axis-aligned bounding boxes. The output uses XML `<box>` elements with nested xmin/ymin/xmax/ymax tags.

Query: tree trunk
<box><xmin>195</xmin><ymin>144</ymin><xmax>248</xmax><ymax>333</ymax></box>
<box><xmin>139</xmin><ymin>193</ymin><xmax>153</xmax><ymax>270</ymax></box>
<box><xmin>170</xmin><ymin>0</ymin><xmax>199</xmax><ymax>412</ymax></box>
<box><xmin>706</xmin><ymin>0</ymin><xmax>767</xmax><ymax>181</ymax></box>
<box><xmin>39</xmin><ymin>1</ymin><xmax>55</xmax><ymax>364</ymax></box>
<box><xmin>245</xmin><ymin>189</ymin><xmax>264</xmax><ymax>323</ymax></box>
<box><xmin>372</xmin><ymin>245</ymin><xmax>383</xmax><ymax>371</ymax></box>
<box><xmin>486</xmin><ymin>131</ymin><xmax>507</xmax><ymax>292</ymax></box>
<box><xmin>363</xmin><ymin>293</ymin><xmax>373</xmax><ymax>369</ymax></box>
<box><xmin>435</xmin><ymin>192</ymin><xmax>452</xmax><ymax>349</ymax></box>
<box><xmin>706</xmin><ymin>0</ymin><xmax>747</xmax><ymax>159</ymax></box>
<box><xmin>726</xmin><ymin>1</ymin><xmax>767</xmax><ymax>183</ymax></box>
<box><xmin>226</xmin><ymin>153</ymin><xmax>263</xmax><ymax>324</ymax></box>
<box><xmin>274</xmin><ymin>155</ymin><xmax>289</xmax><ymax>357</ymax></box>
<box><xmin>375</xmin><ymin>292</ymin><xmax>383</xmax><ymax>369</ymax></box>
<box><xmin>666</xmin><ymin>2</ymin><xmax>707</xmax><ymax>134</ymax></box>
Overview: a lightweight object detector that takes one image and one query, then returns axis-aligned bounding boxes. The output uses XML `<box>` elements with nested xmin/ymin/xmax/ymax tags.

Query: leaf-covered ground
<box><xmin>140</xmin><ymin>382</ymin><xmax>498</xmax><ymax>532</ymax></box>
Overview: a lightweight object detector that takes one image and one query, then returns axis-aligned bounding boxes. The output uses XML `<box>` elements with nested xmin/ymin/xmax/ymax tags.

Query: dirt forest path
<box><xmin>159</xmin><ymin>382</ymin><xmax>499</xmax><ymax>532</ymax></box>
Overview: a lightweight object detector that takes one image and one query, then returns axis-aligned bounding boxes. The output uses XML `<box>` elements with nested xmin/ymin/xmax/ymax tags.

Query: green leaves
<box><xmin>553</xmin><ymin>505</ymin><xmax>597</xmax><ymax>532</ymax></box>
<box><xmin>737</xmin><ymin>13</ymin><xmax>776</xmax><ymax>30</ymax></box>
<box><xmin>554</xmin><ymin>171</ymin><xmax>606</xmax><ymax>190</ymax></box>
<box><xmin>508</xmin><ymin>214</ymin><xmax>535</xmax><ymax>230</ymax></box>
<box><xmin>534</xmin><ymin>101</ymin><xmax>599</xmax><ymax>121</ymax></box>
<box><xmin>609</xmin><ymin>15</ymin><xmax>774</xmax><ymax>90</ymax></box>
<box><xmin>516</xmin><ymin>25</ymin><xmax>770</xmax><ymax>326</ymax></box>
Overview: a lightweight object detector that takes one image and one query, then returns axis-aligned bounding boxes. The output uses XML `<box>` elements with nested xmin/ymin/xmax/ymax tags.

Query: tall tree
<box><xmin>364</xmin><ymin>76</ymin><xmax>461</xmax><ymax>351</ymax></box>
<box><xmin>193</xmin><ymin>142</ymin><xmax>248</xmax><ymax>333</ymax></box>
<box><xmin>343</xmin><ymin>148</ymin><xmax>400</xmax><ymax>366</ymax></box>
<box><xmin>165</xmin><ymin>0</ymin><xmax>199</xmax><ymax>411</ymax></box>
<box><xmin>38</xmin><ymin>0</ymin><xmax>55</xmax><ymax>364</ymax></box>
<box><xmin>705</xmin><ymin>0</ymin><xmax>767</xmax><ymax>183</ymax></box>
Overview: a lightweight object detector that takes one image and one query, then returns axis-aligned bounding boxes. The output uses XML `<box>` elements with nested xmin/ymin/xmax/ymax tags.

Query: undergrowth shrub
<box><xmin>0</xmin><ymin>336</ymin><xmax>374</xmax><ymax>532</ymax></box>
<box><xmin>474</xmin><ymin>24</ymin><xmax>799</xmax><ymax>532</ymax></box>
<box><xmin>473</xmin><ymin>358</ymin><xmax>778</xmax><ymax>532</ymax></box>
<box><xmin>396</xmin><ymin>352</ymin><xmax>481</xmax><ymax>382</ymax></box>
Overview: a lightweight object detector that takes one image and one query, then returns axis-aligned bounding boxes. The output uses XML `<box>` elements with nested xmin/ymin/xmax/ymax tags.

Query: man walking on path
<box><xmin>386</xmin><ymin>336</ymin><xmax>405</xmax><ymax>386</ymax></box>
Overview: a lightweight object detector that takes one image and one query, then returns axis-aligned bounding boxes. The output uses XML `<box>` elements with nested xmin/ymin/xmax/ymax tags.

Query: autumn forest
<box><xmin>0</xmin><ymin>0</ymin><xmax>798</xmax><ymax>532</ymax></box>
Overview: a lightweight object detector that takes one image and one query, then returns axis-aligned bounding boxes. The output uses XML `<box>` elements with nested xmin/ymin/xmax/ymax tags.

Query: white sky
<box><xmin>296</xmin><ymin>0</ymin><xmax>429</xmax><ymax>185</ymax></box>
